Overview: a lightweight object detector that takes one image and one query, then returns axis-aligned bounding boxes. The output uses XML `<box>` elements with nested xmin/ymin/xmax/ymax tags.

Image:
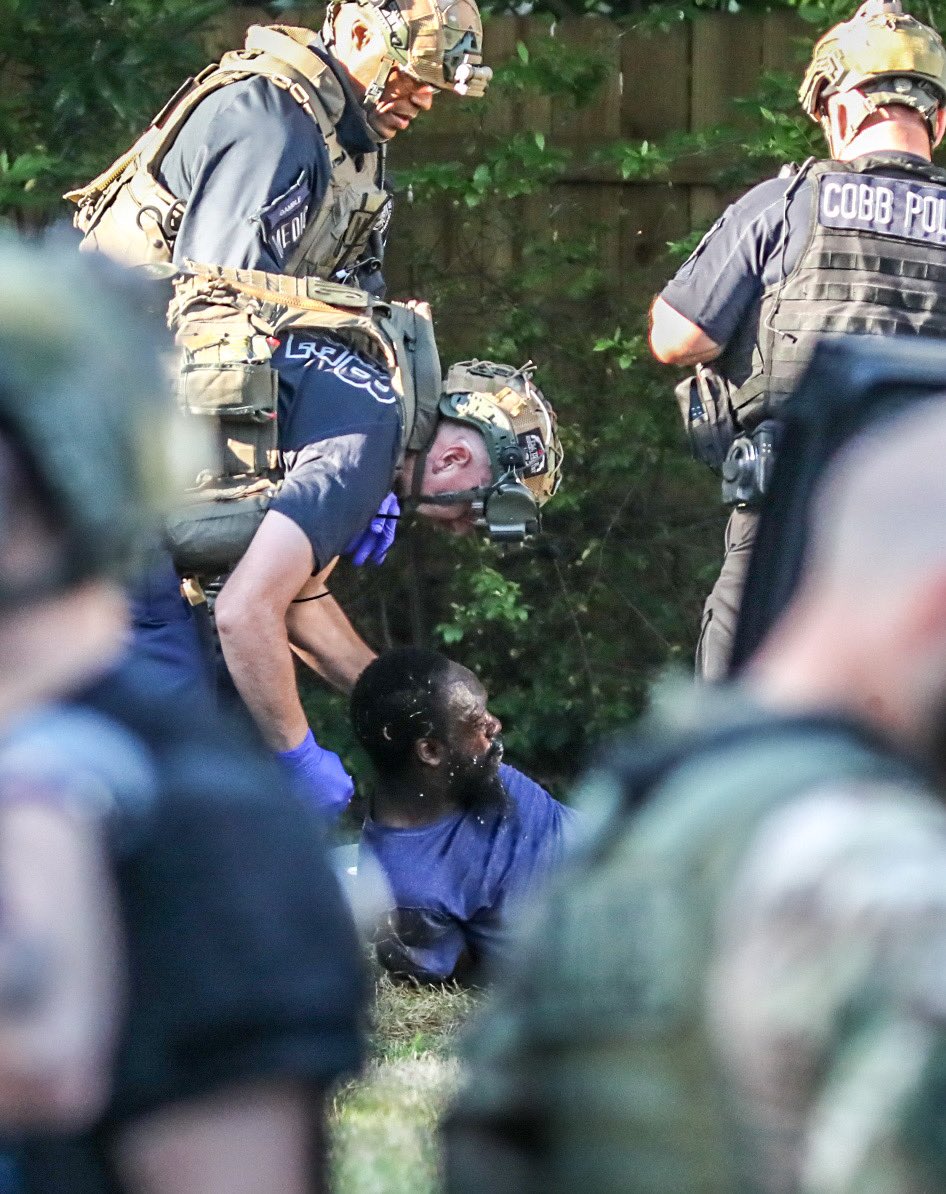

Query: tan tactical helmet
<box><xmin>324</xmin><ymin>0</ymin><xmax>492</xmax><ymax>107</ymax></box>
<box><xmin>437</xmin><ymin>361</ymin><xmax>562</xmax><ymax>542</ymax></box>
<box><xmin>799</xmin><ymin>0</ymin><xmax>946</xmax><ymax>139</ymax></box>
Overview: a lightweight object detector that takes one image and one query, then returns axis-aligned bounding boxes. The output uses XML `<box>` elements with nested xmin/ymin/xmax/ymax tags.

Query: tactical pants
<box><xmin>128</xmin><ymin>551</ymin><xmax>213</xmax><ymax>700</ymax></box>
<box><xmin>695</xmin><ymin>507</ymin><xmax>759</xmax><ymax>682</ymax></box>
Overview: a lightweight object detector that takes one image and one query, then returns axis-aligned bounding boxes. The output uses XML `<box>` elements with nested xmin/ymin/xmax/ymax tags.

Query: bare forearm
<box><xmin>286</xmin><ymin>590</ymin><xmax>376</xmax><ymax>695</ymax></box>
<box><xmin>217</xmin><ymin>605</ymin><xmax>309</xmax><ymax>750</ymax></box>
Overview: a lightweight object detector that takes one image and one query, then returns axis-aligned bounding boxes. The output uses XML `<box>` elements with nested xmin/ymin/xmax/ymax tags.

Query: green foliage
<box><xmin>0</xmin><ymin>0</ymin><xmax>220</xmax><ymax>216</ymax></box>
<box><xmin>306</xmin><ymin>8</ymin><xmax>831</xmax><ymax>791</ymax></box>
<box><xmin>0</xmin><ymin>0</ymin><xmax>898</xmax><ymax>790</ymax></box>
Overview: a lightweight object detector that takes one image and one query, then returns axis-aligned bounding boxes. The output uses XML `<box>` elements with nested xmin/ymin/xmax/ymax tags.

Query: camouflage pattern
<box><xmin>324</xmin><ymin>0</ymin><xmax>492</xmax><ymax>104</ymax></box>
<box><xmin>444</xmin><ymin>680</ymin><xmax>946</xmax><ymax>1194</ymax></box>
<box><xmin>799</xmin><ymin>0</ymin><xmax>946</xmax><ymax>137</ymax></box>
<box><xmin>440</xmin><ymin>360</ymin><xmax>562</xmax><ymax>509</ymax></box>
<box><xmin>0</xmin><ymin>235</ymin><xmax>180</xmax><ymax>588</ymax></box>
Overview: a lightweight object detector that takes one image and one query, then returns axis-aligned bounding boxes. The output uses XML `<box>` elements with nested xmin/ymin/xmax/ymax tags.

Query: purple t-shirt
<box><xmin>360</xmin><ymin>764</ymin><xmax>578</xmax><ymax>982</ymax></box>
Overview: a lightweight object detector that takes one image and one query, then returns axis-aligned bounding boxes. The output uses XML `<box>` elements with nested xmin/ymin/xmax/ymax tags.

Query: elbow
<box><xmin>649</xmin><ymin>333</ymin><xmax>685</xmax><ymax>366</ymax></box>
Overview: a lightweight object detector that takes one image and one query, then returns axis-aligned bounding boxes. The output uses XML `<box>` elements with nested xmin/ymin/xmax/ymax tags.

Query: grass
<box><xmin>330</xmin><ymin>973</ymin><xmax>480</xmax><ymax>1194</ymax></box>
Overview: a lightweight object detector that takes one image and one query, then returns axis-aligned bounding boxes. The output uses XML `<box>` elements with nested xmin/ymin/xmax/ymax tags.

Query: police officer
<box><xmin>68</xmin><ymin>0</ymin><xmax>491</xmax><ymax>291</ymax></box>
<box><xmin>444</xmin><ymin>389</ymin><xmax>946</xmax><ymax>1194</ymax></box>
<box><xmin>165</xmin><ymin>269</ymin><xmax>563</xmax><ymax>816</ymax></box>
<box><xmin>66</xmin><ymin>0</ymin><xmax>491</xmax><ymax>705</ymax></box>
<box><xmin>649</xmin><ymin>0</ymin><xmax>946</xmax><ymax>680</ymax></box>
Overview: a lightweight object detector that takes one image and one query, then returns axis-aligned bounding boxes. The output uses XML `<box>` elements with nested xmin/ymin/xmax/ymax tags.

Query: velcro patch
<box><xmin>258</xmin><ymin>174</ymin><xmax>311</xmax><ymax>261</ymax></box>
<box><xmin>818</xmin><ymin>172</ymin><xmax>946</xmax><ymax>246</ymax></box>
<box><xmin>517</xmin><ymin>430</ymin><xmax>547</xmax><ymax>477</ymax></box>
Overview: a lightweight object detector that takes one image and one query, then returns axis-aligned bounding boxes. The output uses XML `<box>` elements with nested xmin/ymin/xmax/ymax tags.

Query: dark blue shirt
<box><xmin>659</xmin><ymin>152</ymin><xmax>934</xmax><ymax>379</ymax></box>
<box><xmin>360</xmin><ymin>764</ymin><xmax>578</xmax><ymax>982</ymax></box>
<box><xmin>269</xmin><ymin>333</ymin><xmax>402</xmax><ymax>569</ymax></box>
<box><xmin>159</xmin><ymin>43</ymin><xmax>381</xmax><ymax>278</ymax></box>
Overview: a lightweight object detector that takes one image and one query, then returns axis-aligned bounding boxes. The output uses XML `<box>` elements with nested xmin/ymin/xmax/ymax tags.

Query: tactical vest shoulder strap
<box><xmin>598</xmin><ymin>714</ymin><xmax>914</xmax><ymax>871</ymax></box>
<box><xmin>69</xmin><ymin>26</ymin><xmax>341</xmax><ymax>209</ymax></box>
<box><xmin>846</xmin><ymin>152</ymin><xmax>946</xmax><ymax>185</ymax></box>
<box><xmin>244</xmin><ymin>25</ymin><xmax>336</xmax><ymax>104</ymax></box>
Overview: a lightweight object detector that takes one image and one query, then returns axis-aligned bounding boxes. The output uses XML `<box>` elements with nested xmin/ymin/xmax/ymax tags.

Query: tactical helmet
<box><xmin>324</xmin><ymin>0</ymin><xmax>492</xmax><ymax>107</ymax></box>
<box><xmin>799</xmin><ymin>0</ymin><xmax>946</xmax><ymax>140</ymax></box>
<box><xmin>0</xmin><ymin>234</ymin><xmax>179</xmax><ymax>600</ymax></box>
<box><xmin>428</xmin><ymin>360</ymin><xmax>562</xmax><ymax>541</ymax></box>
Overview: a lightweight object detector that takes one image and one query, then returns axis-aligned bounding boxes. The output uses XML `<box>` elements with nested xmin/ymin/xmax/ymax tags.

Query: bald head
<box><xmin>752</xmin><ymin>397</ymin><xmax>946</xmax><ymax>755</ymax></box>
<box><xmin>800</xmin><ymin>398</ymin><xmax>946</xmax><ymax>601</ymax></box>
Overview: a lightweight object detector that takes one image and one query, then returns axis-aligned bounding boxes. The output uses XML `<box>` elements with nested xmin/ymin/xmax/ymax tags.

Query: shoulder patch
<box><xmin>258</xmin><ymin>172</ymin><xmax>312</xmax><ymax>262</ymax></box>
<box><xmin>818</xmin><ymin>172</ymin><xmax>946</xmax><ymax>246</ymax></box>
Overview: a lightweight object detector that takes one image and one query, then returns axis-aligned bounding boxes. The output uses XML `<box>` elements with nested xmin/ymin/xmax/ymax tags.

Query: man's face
<box><xmin>369</xmin><ymin>67</ymin><xmax>437</xmax><ymax>141</ymax></box>
<box><xmin>439</xmin><ymin>671</ymin><xmax>506</xmax><ymax>811</ymax></box>
<box><xmin>332</xmin><ymin>9</ymin><xmax>437</xmax><ymax>141</ymax></box>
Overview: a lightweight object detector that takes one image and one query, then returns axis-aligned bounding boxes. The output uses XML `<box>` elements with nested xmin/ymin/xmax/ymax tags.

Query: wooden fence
<box><xmin>209</xmin><ymin>9</ymin><xmax>814</xmax><ymax>301</ymax></box>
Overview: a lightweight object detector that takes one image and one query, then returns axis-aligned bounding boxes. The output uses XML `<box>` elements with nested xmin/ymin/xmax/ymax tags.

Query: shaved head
<box><xmin>800</xmin><ymin>398</ymin><xmax>946</xmax><ymax>601</ymax></box>
<box><xmin>753</xmin><ymin>396</ymin><xmax>946</xmax><ymax>761</ymax></box>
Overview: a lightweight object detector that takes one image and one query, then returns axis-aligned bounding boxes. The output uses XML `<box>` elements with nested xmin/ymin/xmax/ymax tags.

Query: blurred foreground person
<box><xmin>445</xmin><ymin>398</ymin><xmax>946</xmax><ymax>1194</ymax></box>
<box><xmin>0</xmin><ymin>237</ymin><xmax>365</xmax><ymax>1194</ymax></box>
<box><xmin>351</xmin><ymin>648</ymin><xmax>577</xmax><ymax>984</ymax></box>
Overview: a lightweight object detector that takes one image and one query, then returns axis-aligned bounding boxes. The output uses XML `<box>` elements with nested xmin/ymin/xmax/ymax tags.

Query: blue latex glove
<box><xmin>344</xmin><ymin>492</ymin><xmax>400</xmax><ymax>566</ymax></box>
<box><xmin>277</xmin><ymin>729</ymin><xmax>354</xmax><ymax>821</ymax></box>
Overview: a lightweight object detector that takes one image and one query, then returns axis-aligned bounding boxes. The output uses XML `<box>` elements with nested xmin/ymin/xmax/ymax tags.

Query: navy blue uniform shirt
<box><xmin>159</xmin><ymin>41</ymin><xmax>381</xmax><ymax>278</ymax></box>
<box><xmin>270</xmin><ymin>332</ymin><xmax>402</xmax><ymax>570</ymax></box>
<box><xmin>360</xmin><ymin>764</ymin><xmax>579</xmax><ymax>983</ymax></box>
<box><xmin>659</xmin><ymin>151</ymin><xmax>933</xmax><ymax>378</ymax></box>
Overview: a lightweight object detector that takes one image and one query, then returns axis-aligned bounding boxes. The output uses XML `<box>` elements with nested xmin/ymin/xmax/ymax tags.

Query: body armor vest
<box><xmin>728</xmin><ymin>154</ymin><xmax>946</xmax><ymax>430</ymax></box>
<box><xmin>529</xmin><ymin>706</ymin><xmax>912</xmax><ymax>1194</ymax></box>
<box><xmin>164</xmin><ymin>265</ymin><xmax>441</xmax><ymax>574</ymax></box>
<box><xmin>65</xmin><ymin>26</ymin><xmax>389</xmax><ymax>282</ymax></box>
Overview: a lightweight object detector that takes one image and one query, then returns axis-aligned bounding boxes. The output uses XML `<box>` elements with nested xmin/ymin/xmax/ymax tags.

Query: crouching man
<box><xmin>350</xmin><ymin>648</ymin><xmax>578</xmax><ymax>984</ymax></box>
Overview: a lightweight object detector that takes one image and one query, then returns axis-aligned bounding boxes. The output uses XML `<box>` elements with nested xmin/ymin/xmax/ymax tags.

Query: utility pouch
<box><xmin>674</xmin><ymin>365</ymin><xmax>737</xmax><ymax>473</ymax></box>
<box><xmin>165</xmin><ymin>477</ymin><xmax>280</xmax><ymax>573</ymax></box>
<box><xmin>720</xmin><ymin>420</ymin><xmax>781</xmax><ymax>507</ymax></box>
<box><xmin>175</xmin><ymin>302</ymin><xmax>279</xmax><ymax>479</ymax></box>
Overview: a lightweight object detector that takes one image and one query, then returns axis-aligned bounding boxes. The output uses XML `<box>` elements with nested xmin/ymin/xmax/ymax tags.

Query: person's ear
<box><xmin>350</xmin><ymin>15</ymin><xmax>374</xmax><ymax>53</ymax></box>
<box><xmin>333</xmin><ymin>9</ymin><xmax>372</xmax><ymax>56</ymax></box>
<box><xmin>432</xmin><ymin>440</ymin><xmax>473</xmax><ymax>475</ymax></box>
<box><xmin>932</xmin><ymin>106</ymin><xmax>946</xmax><ymax>149</ymax></box>
<box><xmin>415</xmin><ymin>736</ymin><xmax>444</xmax><ymax>767</ymax></box>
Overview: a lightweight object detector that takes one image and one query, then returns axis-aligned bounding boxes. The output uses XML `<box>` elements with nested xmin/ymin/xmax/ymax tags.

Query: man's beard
<box><xmin>446</xmin><ymin>739</ymin><xmax>507</xmax><ymax>813</ymax></box>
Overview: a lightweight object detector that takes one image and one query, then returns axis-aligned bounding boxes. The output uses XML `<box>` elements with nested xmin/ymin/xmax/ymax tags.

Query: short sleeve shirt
<box><xmin>360</xmin><ymin>764</ymin><xmax>579</xmax><ymax>982</ymax></box>
<box><xmin>659</xmin><ymin>152</ymin><xmax>935</xmax><ymax>378</ymax></box>
<box><xmin>269</xmin><ymin>333</ymin><xmax>402</xmax><ymax>570</ymax></box>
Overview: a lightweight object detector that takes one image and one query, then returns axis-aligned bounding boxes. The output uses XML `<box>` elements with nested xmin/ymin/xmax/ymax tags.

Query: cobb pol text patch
<box><xmin>818</xmin><ymin>172</ymin><xmax>946</xmax><ymax>245</ymax></box>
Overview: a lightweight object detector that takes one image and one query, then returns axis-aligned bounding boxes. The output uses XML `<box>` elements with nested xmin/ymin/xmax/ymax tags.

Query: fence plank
<box><xmin>199</xmin><ymin>11</ymin><xmax>818</xmax><ymax>257</ymax></box>
<box><xmin>620</xmin><ymin>24</ymin><xmax>690</xmax><ymax>143</ymax></box>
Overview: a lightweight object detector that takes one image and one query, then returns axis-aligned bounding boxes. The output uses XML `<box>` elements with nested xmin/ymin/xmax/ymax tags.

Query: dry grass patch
<box><xmin>330</xmin><ymin>973</ymin><xmax>481</xmax><ymax>1194</ymax></box>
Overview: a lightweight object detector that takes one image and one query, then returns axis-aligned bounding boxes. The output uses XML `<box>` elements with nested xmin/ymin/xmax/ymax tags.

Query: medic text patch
<box><xmin>258</xmin><ymin>174</ymin><xmax>311</xmax><ymax>262</ymax></box>
<box><xmin>818</xmin><ymin>172</ymin><xmax>946</xmax><ymax>245</ymax></box>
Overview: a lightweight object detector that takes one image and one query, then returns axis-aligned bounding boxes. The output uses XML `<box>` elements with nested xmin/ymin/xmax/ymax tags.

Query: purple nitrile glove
<box><xmin>277</xmin><ymin>729</ymin><xmax>355</xmax><ymax>822</ymax></box>
<box><xmin>344</xmin><ymin>492</ymin><xmax>400</xmax><ymax>566</ymax></box>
